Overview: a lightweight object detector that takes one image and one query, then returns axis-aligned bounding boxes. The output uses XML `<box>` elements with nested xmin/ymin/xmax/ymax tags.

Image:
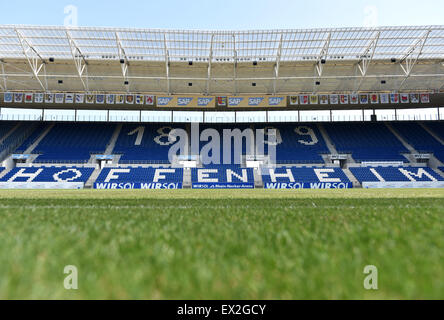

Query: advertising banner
<box><xmin>116</xmin><ymin>94</ymin><xmax>125</xmax><ymax>104</ymax></box>
<box><xmin>86</xmin><ymin>94</ymin><xmax>95</xmax><ymax>104</ymax></box>
<box><xmin>106</xmin><ymin>94</ymin><xmax>115</xmax><ymax>104</ymax></box>
<box><xmin>65</xmin><ymin>93</ymin><xmax>74</xmax><ymax>103</ymax></box>
<box><xmin>362</xmin><ymin>181</ymin><xmax>444</xmax><ymax>189</ymax></box>
<box><xmin>359</xmin><ymin>94</ymin><xmax>368</xmax><ymax>104</ymax></box>
<box><xmin>0</xmin><ymin>182</ymin><xmax>84</xmax><ymax>189</ymax></box>
<box><xmin>350</xmin><ymin>94</ymin><xmax>359</xmax><ymax>104</ymax></box>
<box><xmin>216</xmin><ymin>96</ymin><xmax>227</xmax><ymax>107</ymax></box>
<box><xmin>320</xmin><ymin>95</ymin><xmax>329</xmax><ymax>104</ymax></box>
<box><xmin>289</xmin><ymin>95</ymin><xmax>299</xmax><ymax>105</ymax></box>
<box><xmin>390</xmin><ymin>93</ymin><xmax>399</xmax><ymax>103</ymax></box>
<box><xmin>157</xmin><ymin>96</ymin><xmax>216</xmax><ymax>108</ymax></box>
<box><xmin>380</xmin><ymin>93</ymin><xmax>389</xmax><ymax>104</ymax></box>
<box><xmin>34</xmin><ymin>93</ymin><xmax>44</xmax><ymax>103</ymax></box>
<box><xmin>264</xmin><ymin>182</ymin><xmax>353</xmax><ymax>189</ymax></box>
<box><xmin>192</xmin><ymin>183</ymin><xmax>254</xmax><ymax>189</ymax></box>
<box><xmin>227</xmin><ymin>96</ymin><xmax>286</xmax><ymax>108</ymax></box>
<box><xmin>299</xmin><ymin>95</ymin><xmax>309</xmax><ymax>105</ymax></box>
<box><xmin>4</xmin><ymin>92</ymin><xmax>13</xmax><ymax>103</ymax></box>
<box><xmin>145</xmin><ymin>95</ymin><xmax>155</xmax><ymax>105</ymax></box>
<box><xmin>339</xmin><ymin>94</ymin><xmax>349</xmax><ymax>104</ymax></box>
<box><xmin>94</xmin><ymin>182</ymin><xmax>182</xmax><ymax>189</ymax></box>
<box><xmin>330</xmin><ymin>94</ymin><xmax>339</xmax><ymax>104</ymax></box>
<box><xmin>400</xmin><ymin>93</ymin><xmax>409</xmax><ymax>103</ymax></box>
<box><xmin>25</xmin><ymin>93</ymin><xmax>33</xmax><ymax>103</ymax></box>
<box><xmin>409</xmin><ymin>93</ymin><xmax>419</xmax><ymax>103</ymax></box>
<box><xmin>370</xmin><ymin>93</ymin><xmax>379</xmax><ymax>104</ymax></box>
<box><xmin>55</xmin><ymin>93</ymin><xmax>64</xmax><ymax>104</ymax></box>
<box><xmin>309</xmin><ymin>95</ymin><xmax>318</xmax><ymax>104</ymax></box>
<box><xmin>14</xmin><ymin>93</ymin><xmax>23</xmax><ymax>103</ymax></box>
<box><xmin>420</xmin><ymin>93</ymin><xmax>430</xmax><ymax>103</ymax></box>
<box><xmin>96</xmin><ymin>94</ymin><xmax>105</xmax><ymax>104</ymax></box>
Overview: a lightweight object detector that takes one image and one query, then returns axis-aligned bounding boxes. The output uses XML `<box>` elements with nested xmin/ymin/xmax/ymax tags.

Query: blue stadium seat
<box><xmin>113</xmin><ymin>124</ymin><xmax>186</xmax><ymax>164</ymax></box>
<box><xmin>350</xmin><ymin>166</ymin><xmax>444</xmax><ymax>182</ymax></box>
<box><xmin>0</xmin><ymin>123</ymin><xmax>28</xmax><ymax>154</ymax></box>
<box><xmin>392</xmin><ymin>122</ymin><xmax>441</xmax><ymax>152</ymax></box>
<box><xmin>392</xmin><ymin>122</ymin><xmax>444</xmax><ymax>162</ymax></box>
<box><xmin>323</xmin><ymin>122</ymin><xmax>408</xmax><ymax>162</ymax></box>
<box><xmin>261</xmin><ymin>167</ymin><xmax>350</xmax><ymax>184</ymax></box>
<box><xmin>191</xmin><ymin>165</ymin><xmax>254</xmax><ymax>185</ymax></box>
<box><xmin>15</xmin><ymin>123</ymin><xmax>47</xmax><ymax>153</ymax></box>
<box><xmin>424</xmin><ymin>122</ymin><xmax>444</xmax><ymax>141</ymax></box>
<box><xmin>95</xmin><ymin>167</ymin><xmax>183</xmax><ymax>187</ymax></box>
<box><xmin>256</xmin><ymin>124</ymin><xmax>329</xmax><ymax>164</ymax></box>
<box><xmin>0</xmin><ymin>166</ymin><xmax>94</xmax><ymax>183</ymax></box>
<box><xmin>32</xmin><ymin>123</ymin><xmax>115</xmax><ymax>163</ymax></box>
<box><xmin>0</xmin><ymin>122</ymin><xmax>17</xmax><ymax>140</ymax></box>
<box><xmin>1</xmin><ymin>121</ymin><xmax>443</xmax><ymax>175</ymax></box>
<box><xmin>198</xmin><ymin>124</ymin><xmax>254</xmax><ymax>165</ymax></box>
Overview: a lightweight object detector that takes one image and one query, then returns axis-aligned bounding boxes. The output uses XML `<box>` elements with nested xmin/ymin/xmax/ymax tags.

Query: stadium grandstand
<box><xmin>0</xmin><ymin>24</ymin><xmax>444</xmax><ymax>189</ymax></box>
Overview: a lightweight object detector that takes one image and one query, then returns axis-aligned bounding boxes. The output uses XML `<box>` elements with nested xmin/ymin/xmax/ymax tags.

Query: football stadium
<box><xmin>0</xmin><ymin>24</ymin><xmax>443</xmax><ymax>300</ymax></box>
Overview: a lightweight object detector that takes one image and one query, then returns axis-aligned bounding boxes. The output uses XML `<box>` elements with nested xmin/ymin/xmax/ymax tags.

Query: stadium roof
<box><xmin>1</xmin><ymin>24</ymin><xmax>444</xmax><ymax>94</ymax></box>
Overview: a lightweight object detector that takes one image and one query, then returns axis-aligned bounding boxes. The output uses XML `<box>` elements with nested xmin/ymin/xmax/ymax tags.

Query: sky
<box><xmin>1</xmin><ymin>0</ymin><xmax>443</xmax><ymax>30</ymax></box>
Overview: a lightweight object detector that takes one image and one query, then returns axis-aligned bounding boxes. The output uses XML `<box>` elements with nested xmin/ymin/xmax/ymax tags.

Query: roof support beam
<box><xmin>313</xmin><ymin>32</ymin><xmax>331</xmax><ymax>93</ymax></box>
<box><xmin>354</xmin><ymin>31</ymin><xmax>380</xmax><ymax>92</ymax></box>
<box><xmin>315</xmin><ymin>33</ymin><xmax>331</xmax><ymax>77</ymax></box>
<box><xmin>206</xmin><ymin>34</ymin><xmax>214</xmax><ymax>95</ymax></box>
<box><xmin>116</xmin><ymin>32</ymin><xmax>129</xmax><ymax>92</ymax></box>
<box><xmin>273</xmin><ymin>34</ymin><xmax>283</xmax><ymax>95</ymax></box>
<box><xmin>0</xmin><ymin>61</ymin><xmax>6</xmax><ymax>91</ymax></box>
<box><xmin>66</xmin><ymin>30</ymin><xmax>89</xmax><ymax>92</ymax></box>
<box><xmin>1</xmin><ymin>72</ymin><xmax>444</xmax><ymax>81</ymax></box>
<box><xmin>164</xmin><ymin>34</ymin><xmax>171</xmax><ymax>95</ymax></box>
<box><xmin>15</xmin><ymin>28</ymin><xmax>47</xmax><ymax>91</ymax></box>
<box><xmin>398</xmin><ymin>28</ymin><xmax>432</xmax><ymax>90</ymax></box>
<box><xmin>0</xmin><ymin>34</ymin><xmax>6</xmax><ymax>91</ymax></box>
<box><xmin>233</xmin><ymin>34</ymin><xmax>237</xmax><ymax>95</ymax></box>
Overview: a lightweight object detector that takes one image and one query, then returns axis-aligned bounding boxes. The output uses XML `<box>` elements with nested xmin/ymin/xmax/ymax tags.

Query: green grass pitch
<box><xmin>0</xmin><ymin>189</ymin><xmax>442</xmax><ymax>299</ymax></box>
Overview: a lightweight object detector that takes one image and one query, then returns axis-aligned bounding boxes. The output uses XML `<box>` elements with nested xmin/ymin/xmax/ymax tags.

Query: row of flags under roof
<box><xmin>3</xmin><ymin>92</ymin><xmax>431</xmax><ymax>105</ymax></box>
<box><xmin>3</xmin><ymin>93</ymin><xmax>155</xmax><ymax>105</ymax></box>
<box><xmin>289</xmin><ymin>93</ymin><xmax>430</xmax><ymax>105</ymax></box>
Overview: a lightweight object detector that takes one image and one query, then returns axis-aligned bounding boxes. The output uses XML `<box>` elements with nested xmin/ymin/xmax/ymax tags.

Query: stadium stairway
<box><xmin>317</xmin><ymin>123</ymin><xmax>349</xmax><ymax>163</ymax></box>
<box><xmin>104</xmin><ymin>124</ymin><xmax>122</xmax><ymax>155</ymax></box>
<box><xmin>0</xmin><ymin>123</ymin><xmax>21</xmax><ymax>161</ymax></box>
<box><xmin>384</xmin><ymin>122</ymin><xmax>416</xmax><ymax>163</ymax></box>
<box><xmin>183</xmin><ymin>168</ymin><xmax>192</xmax><ymax>188</ymax></box>
<box><xmin>420</xmin><ymin>122</ymin><xmax>444</xmax><ymax>145</ymax></box>
<box><xmin>419</xmin><ymin>122</ymin><xmax>444</xmax><ymax>168</ymax></box>
<box><xmin>433</xmin><ymin>167</ymin><xmax>444</xmax><ymax>179</ymax></box>
<box><xmin>322</xmin><ymin>122</ymin><xmax>407</xmax><ymax>163</ymax></box>
<box><xmin>21</xmin><ymin>124</ymin><xmax>55</xmax><ymax>164</ymax></box>
<box><xmin>21</xmin><ymin>123</ymin><xmax>55</xmax><ymax>155</ymax></box>
<box><xmin>342</xmin><ymin>168</ymin><xmax>361</xmax><ymax>187</ymax></box>
<box><xmin>318</xmin><ymin>123</ymin><xmax>359</xmax><ymax>185</ymax></box>
<box><xmin>253</xmin><ymin>167</ymin><xmax>263</xmax><ymax>188</ymax></box>
<box><xmin>0</xmin><ymin>167</ymin><xmax>9</xmax><ymax>180</ymax></box>
<box><xmin>0</xmin><ymin>123</ymin><xmax>20</xmax><ymax>145</ymax></box>
<box><xmin>0</xmin><ymin>122</ymin><xmax>17</xmax><ymax>142</ymax></box>
<box><xmin>391</xmin><ymin>122</ymin><xmax>444</xmax><ymax>167</ymax></box>
<box><xmin>0</xmin><ymin>122</ymin><xmax>40</xmax><ymax>162</ymax></box>
<box><xmin>84</xmin><ymin>166</ymin><xmax>102</xmax><ymax>188</ymax></box>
